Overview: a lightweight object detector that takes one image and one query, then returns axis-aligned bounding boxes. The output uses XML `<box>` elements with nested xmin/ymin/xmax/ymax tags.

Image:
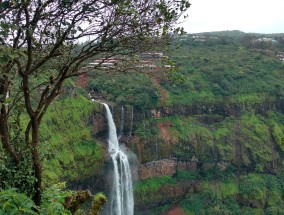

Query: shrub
<box><xmin>0</xmin><ymin>188</ymin><xmax>37</xmax><ymax>215</ymax></box>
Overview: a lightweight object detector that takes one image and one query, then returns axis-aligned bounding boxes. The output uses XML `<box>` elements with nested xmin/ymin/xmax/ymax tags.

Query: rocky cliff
<box><xmin>82</xmin><ymin>98</ymin><xmax>284</xmax><ymax>213</ymax></box>
<box><xmin>67</xmin><ymin>33</ymin><xmax>284</xmax><ymax>214</ymax></box>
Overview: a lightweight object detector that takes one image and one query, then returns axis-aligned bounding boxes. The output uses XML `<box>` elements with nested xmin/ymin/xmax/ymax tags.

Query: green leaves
<box><xmin>0</xmin><ymin>1</ymin><xmax>10</xmax><ymax>9</ymax></box>
<box><xmin>0</xmin><ymin>189</ymin><xmax>38</xmax><ymax>215</ymax></box>
<box><xmin>0</xmin><ymin>146</ymin><xmax>37</xmax><ymax>198</ymax></box>
<box><xmin>40</xmin><ymin>183</ymin><xmax>72</xmax><ymax>215</ymax></box>
<box><xmin>0</xmin><ymin>22</ymin><xmax>10</xmax><ymax>36</ymax></box>
<box><xmin>0</xmin><ymin>52</ymin><xmax>9</xmax><ymax>65</ymax></box>
<box><xmin>60</xmin><ymin>0</ymin><xmax>73</xmax><ymax>10</ymax></box>
<box><xmin>91</xmin><ymin>193</ymin><xmax>107</xmax><ymax>215</ymax></box>
<box><xmin>0</xmin><ymin>45</ymin><xmax>23</xmax><ymax>64</ymax></box>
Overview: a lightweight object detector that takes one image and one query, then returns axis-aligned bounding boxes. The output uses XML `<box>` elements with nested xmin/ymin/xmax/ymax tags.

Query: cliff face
<box><xmin>91</xmin><ymin>101</ymin><xmax>284</xmax><ymax>164</ymax></box>
<box><xmin>138</xmin><ymin>159</ymin><xmax>197</xmax><ymax>180</ymax></box>
<box><xmin>39</xmin><ymin>34</ymin><xmax>284</xmax><ymax>214</ymax></box>
<box><xmin>85</xmin><ymin>99</ymin><xmax>284</xmax><ymax>213</ymax></box>
<box><xmin>92</xmin><ymin>97</ymin><xmax>284</xmax><ymax>135</ymax></box>
<box><xmin>92</xmin><ymin>99</ymin><xmax>284</xmax><ymax>166</ymax></box>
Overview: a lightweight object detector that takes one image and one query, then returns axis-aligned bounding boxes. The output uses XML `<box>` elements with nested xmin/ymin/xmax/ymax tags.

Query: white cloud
<box><xmin>181</xmin><ymin>0</ymin><xmax>284</xmax><ymax>33</ymax></box>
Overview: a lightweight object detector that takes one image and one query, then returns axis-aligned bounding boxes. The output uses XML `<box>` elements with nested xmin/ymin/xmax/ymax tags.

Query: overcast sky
<box><xmin>181</xmin><ymin>0</ymin><xmax>284</xmax><ymax>34</ymax></box>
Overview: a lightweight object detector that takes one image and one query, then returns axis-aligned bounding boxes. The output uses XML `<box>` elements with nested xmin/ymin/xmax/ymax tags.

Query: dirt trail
<box><xmin>151</xmin><ymin>76</ymin><xmax>167</xmax><ymax>106</ymax></box>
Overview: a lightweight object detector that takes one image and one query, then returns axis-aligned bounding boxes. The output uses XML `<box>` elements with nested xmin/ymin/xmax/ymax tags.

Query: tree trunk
<box><xmin>31</xmin><ymin>119</ymin><xmax>42</xmax><ymax>206</ymax></box>
<box><xmin>0</xmin><ymin>107</ymin><xmax>20</xmax><ymax>163</ymax></box>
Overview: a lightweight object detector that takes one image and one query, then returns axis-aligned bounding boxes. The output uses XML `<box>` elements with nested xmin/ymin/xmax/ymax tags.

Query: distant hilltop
<box><xmin>177</xmin><ymin>30</ymin><xmax>284</xmax><ymax>49</ymax></box>
<box><xmin>184</xmin><ymin>30</ymin><xmax>284</xmax><ymax>37</ymax></box>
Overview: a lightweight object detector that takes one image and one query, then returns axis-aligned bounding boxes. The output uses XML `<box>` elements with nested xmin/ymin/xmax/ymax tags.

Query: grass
<box><xmin>39</xmin><ymin>95</ymin><xmax>104</xmax><ymax>184</ymax></box>
<box><xmin>135</xmin><ymin>176</ymin><xmax>176</xmax><ymax>194</ymax></box>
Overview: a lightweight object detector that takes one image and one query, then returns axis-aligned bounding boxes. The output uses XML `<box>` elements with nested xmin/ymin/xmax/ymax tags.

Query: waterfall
<box><xmin>102</xmin><ymin>103</ymin><xmax>134</xmax><ymax>215</ymax></box>
<box><xmin>118</xmin><ymin>106</ymin><xmax>125</xmax><ymax>140</ymax></box>
<box><xmin>129</xmin><ymin>106</ymin><xmax>134</xmax><ymax>136</ymax></box>
<box><xmin>111</xmin><ymin>105</ymin><xmax>114</xmax><ymax>117</ymax></box>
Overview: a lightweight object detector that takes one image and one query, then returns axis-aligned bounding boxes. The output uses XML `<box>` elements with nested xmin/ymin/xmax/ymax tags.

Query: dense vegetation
<box><xmin>163</xmin><ymin>34</ymin><xmax>284</xmax><ymax>106</ymax></box>
<box><xmin>0</xmin><ymin>81</ymin><xmax>107</xmax><ymax>213</ymax></box>
<box><xmin>130</xmin><ymin>32</ymin><xmax>284</xmax><ymax>214</ymax></box>
<box><xmin>2</xmin><ymin>30</ymin><xmax>284</xmax><ymax>214</ymax></box>
<box><xmin>61</xmin><ymin>32</ymin><xmax>284</xmax><ymax>214</ymax></box>
<box><xmin>88</xmin><ymin>71</ymin><xmax>160</xmax><ymax>110</ymax></box>
<box><xmin>135</xmin><ymin>171</ymin><xmax>284</xmax><ymax>215</ymax></box>
<box><xmin>40</xmin><ymin>91</ymin><xmax>104</xmax><ymax>184</ymax></box>
<box><xmin>0</xmin><ymin>0</ymin><xmax>190</xmax><ymax>210</ymax></box>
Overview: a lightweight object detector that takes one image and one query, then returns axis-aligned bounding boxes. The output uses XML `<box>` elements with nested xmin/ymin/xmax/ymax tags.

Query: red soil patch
<box><xmin>158</xmin><ymin>122</ymin><xmax>172</xmax><ymax>142</ymax></box>
<box><xmin>77</xmin><ymin>73</ymin><xmax>88</xmax><ymax>88</ymax></box>
<box><xmin>162</xmin><ymin>206</ymin><xmax>186</xmax><ymax>215</ymax></box>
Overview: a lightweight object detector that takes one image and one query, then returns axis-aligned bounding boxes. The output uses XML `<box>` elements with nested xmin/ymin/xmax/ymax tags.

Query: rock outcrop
<box><xmin>92</xmin><ymin>97</ymin><xmax>284</xmax><ymax>136</ymax></box>
<box><xmin>138</xmin><ymin>159</ymin><xmax>176</xmax><ymax>180</ymax></box>
<box><xmin>138</xmin><ymin>159</ymin><xmax>198</xmax><ymax>180</ymax></box>
<box><xmin>84</xmin><ymin>98</ymin><xmax>284</xmax><ymax>214</ymax></box>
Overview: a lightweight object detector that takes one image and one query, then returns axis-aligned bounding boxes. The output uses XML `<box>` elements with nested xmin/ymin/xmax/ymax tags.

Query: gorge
<box><xmin>34</xmin><ymin>31</ymin><xmax>284</xmax><ymax>214</ymax></box>
<box><xmin>2</xmin><ymin>0</ymin><xmax>284</xmax><ymax>213</ymax></box>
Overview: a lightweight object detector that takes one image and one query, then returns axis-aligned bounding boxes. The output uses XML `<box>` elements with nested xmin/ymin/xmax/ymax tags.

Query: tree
<box><xmin>0</xmin><ymin>0</ymin><xmax>190</xmax><ymax>207</ymax></box>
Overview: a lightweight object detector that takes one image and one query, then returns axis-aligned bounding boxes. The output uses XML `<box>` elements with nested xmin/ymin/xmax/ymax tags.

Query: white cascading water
<box><xmin>102</xmin><ymin>103</ymin><xmax>134</xmax><ymax>215</ymax></box>
<box><xmin>118</xmin><ymin>106</ymin><xmax>125</xmax><ymax>140</ymax></box>
<box><xmin>129</xmin><ymin>106</ymin><xmax>134</xmax><ymax>137</ymax></box>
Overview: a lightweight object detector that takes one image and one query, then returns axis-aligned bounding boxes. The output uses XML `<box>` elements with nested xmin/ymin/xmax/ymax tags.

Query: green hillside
<box><xmin>70</xmin><ymin>31</ymin><xmax>284</xmax><ymax>214</ymax></box>
<box><xmin>130</xmin><ymin>32</ymin><xmax>284</xmax><ymax>214</ymax></box>
<box><xmin>1</xmin><ymin>31</ymin><xmax>284</xmax><ymax>214</ymax></box>
<box><xmin>164</xmin><ymin>35</ymin><xmax>284</xmax><ymax>106</ymax></box>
